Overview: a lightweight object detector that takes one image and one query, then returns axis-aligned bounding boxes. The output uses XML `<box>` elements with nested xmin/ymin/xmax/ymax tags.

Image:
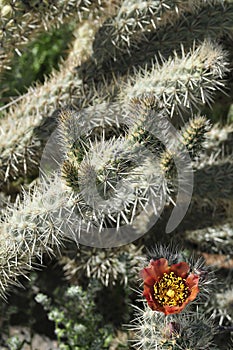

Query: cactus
<box><xmin>0</xmin><ymin>176</ymin><xmax>71</xmax><ymax>298</ymax></box>
<box><xmin>194</xmin><ymin>156</ymin><xmax>233</xmax><ymax>206</ymax></box>
<box><xmin>0</xmin><ymin>0</ymin><xmax>116</xmax><ymax>73</ymax></box>
<box><xmin>0</xmin><ymin>1</ymin><xmax>233</xmax><ymax>348</ymax></box>
<box><xmin>61</xmin><ymin>243</ymin><xmax>145</xmax><ymax>286</ymax></box>
<box><xmin>208</xmin><ymin>286</ymin><xmax>233</xmax><ymax>326</ymax></box>
<box><xmin>91</xmin><ymin>0</ymin><xmax>233</xmax><ymax>74</ymax></box>
<box><xmin>160</xmin><ymin>115</ymin><xmax>210</xmax><ymax>178</ymax></box>
<box><xmin>0</xmin><ymin>40</ymin><xmax>227</xmax><ymax>192</ymax></box>
<box><xmin>129</xmin><ymin>305</ymin><xmax>218</xmax><ymax>350</ymax></box>
<box><xmin>0</xmin><ymin>20</ymin><xmax>99</xmax><ymax>191</ymax></box>
<box><xmin>183</xmin><ymin>222</ymin><xmax>233</xmax><ymax>255</ymax></box>
<box><xmin>120</xmin><ymin>41</ymin><xmax>228</xmax><ymax>118</ymax></box>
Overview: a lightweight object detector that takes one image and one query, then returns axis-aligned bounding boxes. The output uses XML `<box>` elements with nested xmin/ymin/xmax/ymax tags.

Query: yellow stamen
<box><xmin>166</xmin><ymin>289</ymin><xmax>175</xmax><ymax>298</ymax></box>
<box><xmin>154</xmin><ymin>272</ymin><xmax>189</xmax><ymax>307</ymax></box>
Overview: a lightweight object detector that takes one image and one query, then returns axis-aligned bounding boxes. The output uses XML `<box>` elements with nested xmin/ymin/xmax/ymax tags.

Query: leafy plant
<box><xmin>35</xmin><ymin>283</ymin><xmax>114</xmax><ymax>350</ymax></box>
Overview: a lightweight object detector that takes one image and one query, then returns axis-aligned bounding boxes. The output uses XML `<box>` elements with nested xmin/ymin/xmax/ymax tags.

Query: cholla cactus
<box><xmin>183</xmin><ymin>222</ymin><xmax>233</xmax><ymax>255</ymax></box>
<box><xmin>128</xmin><ymin>245</ymin><xmax>219</xmax><ymax>349</ymax></box>
<box><xmin>0</xmin><ymin>0</ymin><xmax>116</xmax><ymax>72</ymax></box>
<box><xmin>0</xmin><ymin>20</ymin><xmax>99</xmax><ymax>190</ymax></box>
<box><xmin>61</xmin><ymin>244</ymin><xmax>145</xmax><ymax>286</ymax></box>
<box><xmin>208</xmin><ymin>286</ymin><xmax>233</xmax><ymax>326</ymax></box>
<box><xmin>0</xmin><ymin>176</ymin><xmax>71</xmax><ymax>298</ymax></box>
<box><xmin>92</xmin><ymin>0</ymin><xmax>233</xmax><ymax>72</ymax></box>
<box><xmin>204</xmin><ymin>123</ymin><xmax>233</xmax><ymax>155</ymax></box>
<box><xmin>0</xmin><ymin>3</ymin><xmax>233</xmax><ymax>349</ymax></box>
<box><xmin>121</xmin><ymin>41</ymin><xmax>228</xmax><ymax>118</ymax></box>
<box><xmin>194</xmin><ymin>155</ymin><xmax>233</xmax><ymax>211</ymax></box>
<box><xmin>0</xmin><ymin>1</ymin><xmax>231</xmax><ymax>289</ymax></box>
<box><xmin>129</xmin><ymin>305</ymin><xmax>218</xmax><ymax>350</ymax></box>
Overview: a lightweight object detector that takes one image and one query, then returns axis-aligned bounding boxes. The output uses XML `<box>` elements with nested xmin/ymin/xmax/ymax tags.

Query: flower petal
<box><xmin>142</xmin><ymin>286</ymin><xmax>158</xmax><ymax>310</ymax></box>
<box><xmin>149</xmin><ymin>258</ymin><xmax>170</xmax><ymax>280</ymax></box>
<box><xmin>140</xmin><ymin>258</ymin><xmax>169</xmax><ymax>285</ymax></box>
<box><xmin>163</xmin><ymin>305</ymin><xmax>184</xmax><ymax>315</ymax></box>
<box><xmin>186</xmin><ymin>273</ymin><xmax>200</xmax><ymax>301</ymax></box>
<box><xmin>140</xmin><ymin>268</ymin><xmax>156</xmax><ymax>286</ymax></box>
<box><xmin>170</xmin><ymin>261</ymin><xmax>190</xmax><ymax>278</ymax></box>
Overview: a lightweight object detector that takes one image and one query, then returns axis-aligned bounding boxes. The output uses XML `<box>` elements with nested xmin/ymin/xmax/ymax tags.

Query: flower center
<box><xmin>154</xmin><ymin>271</ymin><xmax>189</xmax><ymax>307</ymax></box>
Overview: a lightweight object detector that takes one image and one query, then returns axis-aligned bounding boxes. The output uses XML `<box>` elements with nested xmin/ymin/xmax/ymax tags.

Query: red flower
<box><xmin>140</xmin><ymin>258</ymin><xmax>199</xmax><ymax>315</ymax></box>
